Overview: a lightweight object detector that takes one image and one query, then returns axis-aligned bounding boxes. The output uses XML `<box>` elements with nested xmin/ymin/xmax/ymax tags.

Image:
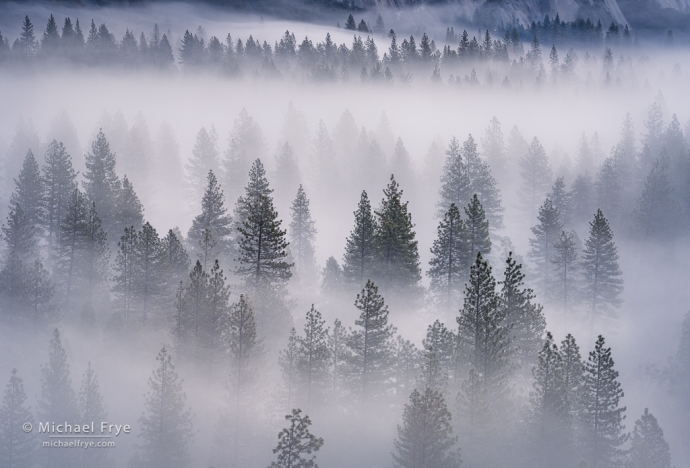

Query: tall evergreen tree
<box><xmin>527</xmin><ymin>332</ymin><xmax>571</xmax><ymax>467</ymax></box>
<box><xmin>581</xmin><ymin>210</ymin><xmax>623</xmax><ymax>326</ymax></box>
<box><xmin>113</xmin><ymin>175</ymin><xmax>144</xmax><ymax>233</ymax></box>
<box><xmin>580</xmin><ymin>336</ymin><xmax>628</xmax><ymax>468</ymax></box>
<box><xmin>633</xmin><ymin>156</ymin><xmax>683</xmax><ymax>239</ymax></box>
<box><xmin>269</xmin><ymin>409</ymin><xmax>324</xmax><ymax>468</ymax></box>
<box><xmin>9</xmin><ymin>150</ymin><xmax>43</xmax><ymax>236</ymax></box>
<box><xmin>528</xmin><ymin>198</ymin><xmax>563</xmax><ymax>297</ymax></box>
<box><xmin>2</xmin><ymin>205</ymin><xmax>36</xmax><ymax>258</ymax></box>
<box><xmin>428</xmin><ymin>203</ymin><xmax>468</xmax><ymax>313</ymax></box>
<box><xmin>289</xmin><ymin>185</ymin><xmax>317</xmax><ymax>281</ymax></box>
<box><xmin>347</xmin><ymin>280</ymin><xmax>396</xmax><ymax>402</ymax></box>
<box><xmin>233</xmin><ymin>158</ymin><xmax>273</xmax><ymax>230</ymax></box>
<box><xmin>135</xmin><ymin>348</ymin><xmax>193</xmax><ymax>468</ymax></box>
<box><xmin>79</xmin><ymin>363</ymin><xmax>108</xmax><ymax>468</ymax></box>
<box><xmin>186</xmin><ymin>126</ymin><xmax>219</xmax><ymax>201</ymax></box>
<box><xmin>552</xmin><ymin>230</ymin><xmax>580</xmax><ymax>319</ymax></box>
<box><xmin>53</xmin><ymin>188</ymin><xmax>87</xmax><ymax>307</ymax></box>
<box><xmin>113</xmin><ymin>226</ymin><xmax>137</xmax><ymax>317</ymax></box>
<box><xmin>392</xmin><ymin>388</ymin><xmax>461</xmax><ymax>468</ymax></box>
<box><xmin>38</xmin><ymin>329</ymin><xmax>79</xmax><ymax>468</ymax></box>
<box><xmin>549</xmin><ymin>176</ymin><xmax>572</xmax><ymax>227</ymax></box>
<box><xmin>457</xmin><ymin>253</ymin><xmax>511</xmax><ymax>392</ymax></box>
<box><xmin>500</xmin><ymin>252</ymin><xmax>545</xmax><ymax>372</ymax></box>
<box><xmin>273</xmin><ymin>142</ymin><xmax>302</xmax><ymax>208</ymax></box>
<box><xmin>570</xmin><ymin>173</ymin><xmax>595</xmax><ymax>227</ymax></box>
<box><xmin>25</xmin><ymin>258</ymin><xmax>55</xmax><ymax>329</ymax></box>
<box><xmin>83</xmin><ymin>130</ymin><xmax>120</xmax><ymax>232</ymax></box>
<box><xmin>374</xmin><ymin>175</ymin><xmax>421</xmax><ymax>298</ymax></box>
<box><xmin>134</xmin><ymin>222</ymin><xmax>166</xmax><ymax>323</ymax></box>
<box><xmin>596</xmin><ymin>158</ymin><xmax>623</xmax><ymax>228</ymax></box>
<box><xmin>42</xmin><ymin>140</ymin><xmax>77</xmax><ymax>248</ymax></box>
<box><xmin>464</xmin><ymin>194</ymin><xmax>491</xmax><ymax>261</ymax></box>
<box><xmin>187</xmin><ymin>170</ymin><xmax>232</xmax><ymax>266</ymax></box>
<box><xmin>279</xmin><ymin>328</ymin><xmax>300</xmax><ymax>413</ymax></box>
<box><xmin>629</xmin><ymin>408</ymin><xmax>671</xmax><ymax>468</ymax></box>
<box><xmin>342</xmin><ymin>191</ymin><xmax>376</xmax><ymax>288</ymax></box>
<box><xmin>519</xmin><ymin>137</ymin><xmax>552</xmax><ymax>219</ymax></box>
<box><xmin>0</xmin><ymin>369</ymin><xmax>34</xmax><ymax>468</ymax></box>
<box><xmin>298</xmin><ymin>305</ymin><xmax>330</xmax><ymax>408</ymax></box>
<box><xmin>481</xmin><ymin>117</ymin><xmax>508</xmax><ymax>184</ymax></box>
<box><xmin>18</xmin><ymin>16</ymin><xmax>38</xmax><ymax>60</ymax></box>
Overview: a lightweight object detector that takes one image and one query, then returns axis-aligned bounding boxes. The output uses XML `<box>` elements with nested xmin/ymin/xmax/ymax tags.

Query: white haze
<box><xmin>1</xmin><ymin>4</ymin><xmax>690</xmax><ymax>468</ymax></box>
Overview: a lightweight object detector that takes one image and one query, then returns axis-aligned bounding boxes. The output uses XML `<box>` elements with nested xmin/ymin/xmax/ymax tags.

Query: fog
<box><xmin>1</xmin><ymin>3</ymin><xmax>690</xmax><ymax>468</ymax></box>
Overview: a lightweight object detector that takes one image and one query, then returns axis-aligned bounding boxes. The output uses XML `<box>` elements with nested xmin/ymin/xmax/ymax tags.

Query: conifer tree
<box><xmin>552</xmin><ymin>230</ymin><xmax>580</xmax><ymax>319</ymax></box>
<box><xmin>596</xmin><ymin>158</ymin><xmax>623</xmax><ymax>228</ymax></box>
<box><xmin>113</xmin><ymin>227</ymin><xmax>137</xmax><ymax>317</ymax></box>
<box><xmin>455</xmin><ymin>367</ymin><xmax>490</xmax><ymax>465</ymax></box>
<box><xmin>463</xmin><ymin>135</ymin><xmax>504</xmax><ymax>229</ymax></box>
<box><xmin>42</xmin><ymin>140</ymin><xmax>78</xmax><ymax>248</ymax></box>
<box><xmin>428</xmin><ymin>203</ymin><xmax>468</xmax><ymax>313</ymax></box>
<box><xmin>186</xmin><ymin>127</ymin><xmax>220</xmax><ymax>201</ymax></box>
<box><xmin>342</xmin><ymin>191</ymin><xmax>376</xmax><ymax>287</ymax></box>
<box><xmin>464</xmin><ymin>194</ymin><xmax>491</xmax><ymax>260</ymax></box>
<box><xmin>519</xmin><ymin>137</ymin><xmax>552</xmax><ymax>219</ymax></box>
<box><xmin>235</xmin><ymin>193</ymin><xmax>292</xmax><ymax>289</ymax></box>
<box><xmin>374</xmin><ymin>175</ymin><xmax>421</xmax><ymax>298</ymax></box>
<box><xmin>273</xmin><ymin>142</ymin><xmax>302</xmax><ymax>206</ymax></box>
<box><xmin>560</xmin><ymin>334</ymin><xmax>584</xmax><ymax>413</ymax></box>
<box><xmin>391</xmin><ymin>138</ymin><xmax>416</xmax><ymax>200</ymax></box>
<box><xmin>188</xmin><ymin>170</ymin><xmax>232</xmax><ymax>264</ymax></box>
<box><xmin>18</xmin><ymin>16</ymin><xmax>37</xmax><ymax>60</ymax></box>
<box><xmin>633</xmin><ymin>156</ymin><xmax>683</xmax><ymax>239</ymax></box>
<box><xmin>79</xmin><ymin>363</ymin><xmax>108</xmax><ymax>468</ymax></box>
<box><xmin>457</xmin><ymin>253</ymin><xmax>511</xmax><ymax>392</ymax></box>
<box><xmin>136</xmin><ymin>348</ymin><xmax>193</xmax><ymax>468</ymax></box>
<box><xmin>280</xmin><ymin>328</ymin><xmax>300</xmax><ymax>412</ymax></box>
<box><xmin>528</xmin><ymin>198</ymin><xmax>563</xmax><ymax>297</ymax></box>
<box><xmin>290</xmin><ymin>185</ymin><xmax>317</xmax><ymax>281</ymax></box>
<box><xmin>202</xmin><ymin>260</ymin><xmax>232</xmax><ymax>372</ymax></box>
<box><xmin>298</xmin><ymin>306</ymin><xmax>330</xmax><ymax>408</ymax></box>
<box><xmin>438</xmin><ymin>137</ymin><xmax>468</xmax><ymax>217</ymax></box>
<box><xmin>83</xmin><ymin>130</ymin><xmax>120</xmax><ymax>233</ymax></box>
<box><xmin>222</xmin><ymin>110</ymin><xmax>266</xmax><ymax>202</ymax></box>
<box><xmin>0</xmin><ymin>369</ymin><xmax>34</xmax><ymax>468</ymax></box>
<box><xmin>581</xmin><ymin>335</ymin><xmax>628</xmax><ymax>468</ymax></box>
<box><xmin>2</xmin><ymin>205</ymin><xmax>36</xmax><ymax>258</ymax></box>
<box><xmin>527</xmin><ymin>332</ymin><xmax>571</xmax><ymax>467</ymax></box>
<box><xmin>38</xmin><ymin>329</ymin><xmax>79</xmax><ymax>468</ymax></box>
<box><xmin>348</xmin><ymin>280</ymin><xmax>396</xmax><ymax>402</ymax></box>
<box><xmin>134</xmin><ymin>222</ymin><xmax>166</xmax><ymax>323</ymax></box>
<box><xmin>25</xmin><ymin>258</ymin><xmax>55</xmax><ymax>329</ymax></box>
<box><xmin>53</xmin><ymin>189</ymin><xmax>87</xmax><ymax>307</ymax></box>
<box><xmin>500</xmin><ymin>252</ymin><xmax>545</xmax><ymax>371</ymax></box>
<box><xmin>481</xmin><ymin>117</ymin><xmax>508</xmax><ymax>183</ymax></box>
<box><xmin>113</xmin><ymin>175</ymin><xmax>144</xmax><ymax>233</ymax></box>
<box><xmin>570</xmin><ymin>173</ymin><xmax>595</xmax><ymax>227</ymax></box>
<box><xmin>0</xmin><ymin>252</ymin><xmax>29</xmax><ymax>318</ymax></box>
<box><xmin>392</xmin><ymin>388</ymin><xmax>461</xmax><ymax>468</ymax></box>
<box><xmin>162</xmin><ymin>229</ymin><xmax>191</xmax><ymax>290</ymax></box>
<box><xmin>320</xmin><ymin>257</ymin><xmax>343</xmax><ymax>294</ymax></box>
<box><xmin>233</xmin><ymin>158</ymin><xmax>273</xmax><ymax>230</ymax></box>
<box><xmin>629</xmin><ymin>408</ymin><xmax>671</xmax><ymax>468</ymax></box>
<box><xmin>422</xmin><ymin>320</ymin><xmax>456</xmax><ymax>387</ymax></box>
<box><xmin>83</xmin><ymin>202</ymin><xmax>109</xmax><ymax>299</ymax></box>
<box><xmin>269</xmin><ymin>409</ymin><xmax>324</xmax><ymax>468</ymax></box>
<box><xmin>581</xmin><ymin>210</ymin><xmax>623</xmax><ymax>326</ymax></box>
<box><xmin>549</xmin><ymin>176</ymin><xmax>572</xmax><ymax>227</ymax></box>
<box><xmin>9</xmin><ymin>150</ymin><xmax>43</xmax><ymax>236</ymax></box>
<box><xmin>329</xmin><ymin>319</ymin><xmax>349</xmax><ymax>400</ymax></box>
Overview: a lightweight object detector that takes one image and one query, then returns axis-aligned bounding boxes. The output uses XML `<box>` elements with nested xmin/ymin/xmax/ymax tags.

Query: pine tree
<box><xmin>320</xmin><ymin>257</ymin><xmax>343</xmax><ymax>294</ymax></box>
<box><xmin>347</xmin><ymin>280</ymin><xmax>396</xmax><ymax>402</ymax></box>
<box><xmin>0</xmin><ymin>251</ymin><xmax>29</xmax><ymax>319</ymax></box>
<box><xmin>374</xmin><ymin>175</ymin><xmax>421</xmax><ymax>298</ymax></box>
<box><xmin>298</xmin><ymin>306</ymin><xmax>330</xmax><ymax>408</ymax></box>
<box><xmin>527</xmin><ymin>332</ymin><xmax>571</xmax><ymax>467</ymax></box>
<box><xmin>79</xmin><ymin>363</ymin><xmax>108</xmax><ymax>468</ymax></box>
<box><xmin>528</xmin><ymin>198</ymin><xmax>563</xmax><ymax>297</ymax></box>
<box><xmin>0</xmin><ymin>369</ymin><xmax>34</xmax><ymax>468</ymax></box>
<box><xmin>455</xmin><ymin>367</ymin><xmax>490</xmax><ymax>465</ymax></box>
<box><xmin>175</xmin><ymin>261</ymin><xmax>207</xmax><ymax>362</ymax></box>
<box><xmin>222</xmin><ymin>110</ymin><xmax>266</xmax><ymax>203</ymax></box>
<box><xmin>629</xmin><ymin>408</ymin><xmax>671</xmax><ymax>468</ymax></box>
<box><xmin>2</xmin><ymin>205</ymin><xmax>36</xmax><ymax>258</ymax></box>
<box><xmin>235</xmin><ymin>192</ymin><xmax>292</xmax><ymax>291</ymax></box>
<box><xmin>570</xmin><ymin>173</ymin><xmax>595</xmax><ymax>227</ymax></box>
<box><xmin>269</xmin><ymin>409</ymin><xmax>324</xmax><ymax>468</ymax></box>
<box><xmin>290</xmin><ymin>185</ymin><xmax>317</xmax><ymax>281</ymax></box>
<box><xmin>519</xmin><ymin>137</ymin><xmax>552</xmax><ymax>219</ymax></box>
<box><xmin>83</xmin><ymin>130</ymin><xmax>120</xmax><ymax>233</ymax></box>
<box><xmin>552</xmin><ymin>230</ymin><xmax>580</xmax><ymax>319</ymax></box>
<box><xmin>391</xmin><ymin>138</ymin><xmax>416</xmax><ymax>201</ymax></box>
<box><xmin>549</xmin><ymin>176</ymin><xmax>572</xmax><ymax>226</ymax></box>
<box><xmin>393</xmin><ymin>336</ymin><xmax>420</xmax><ymax>402</ymax></box>
<box><xmin>329</xmin><ymin>319</ymin><xmax>349</xmax><ymax>400</ymax></box>
<box><xmin>422</xmin><ymin>319</ymin><xmax>457</xmax><ymax>388</ymax></box>
<box><xmin>457</xmin><ymin>253</ymin><xmax>511</xmax><ymax>392</ymax></box>
<box><xmin>113</xmin><ymin>175</ymin><xmax>144</xmax><ymax>233</ymax></box>
<box><xmin>18</xmin><ymin>16</ymin><xmax>37</xmax><ymax>59</ymax></box>
<box><xmin>560</xmin><ymin>334</ymin><xmax>584</xmax><ymax>418</ymax></box>
<box><xmin>134</xmin><ymin>222</ymin><xmax>166</xmax><ymax>323</ymax></box>
<box><xmin>392</xmin><ymin>388</ymin><xmax>461</xmax><ymax>468</ymax></box>
<box><xmin>463</xmin><ymin>135</ymin><xmax>504</xmax><ymax>229</ymax></box>
<box><xmin>581</xmin><ymin>336</ymin><xmax>628</xmax><ymax>468</ymax></box>
<box><xmin>428</xmin><ymin>203</ymin><xmax>468</xmax><ymax>313</ymax></box>
<box><xmin>633</xmin><ymin>156</ymin><xmax>683</xmax><ymax>239</ymax></box>
<box><xmin>161</xmin><ymin>229</ymin><xmax>190</xmax><ymax>290</ymax></box>
<box><xmin>342</xmin><ymin>191</ymin><xmax>376</xmax><ymax>288</ymax></box>
<box><xmin>83</xmin><ymin>202</ymin><xmax>109</xmax><ymax>300</ymax></box>
<box><xmin>273</xmin><ymin>142</ymin><xmax>302</xmax><ymax>206</ymax></box>
<box><xmin>464</xmin><ymin>194</ymin><xmax>491</xmax><ymax>261</ymax></box>
<box><xmin>38</xmin><ymin>329</ymin><xmax>79</xmax><ymax>468</ymax></box>
<box><xmin>42</xmin><ymin>140</ymin><xmax>78</xmax><ymax>248</ymax></box>
<box><xmin>481</xmin><ymin>117</ymin><xmax>508</xmax><ymax>184</ymax></box>
<box><xmin>187</xmin><ymin>170</ymin><xmax>232</xmax><ymax>265</ymax></box>
<box><xmin>9</xmin><ymin>150</ymin><xmax>43</xmax><ymax>236</ymax></box>
<box><xmin>53</xmin><ymin>189</ymin><xmax>88</xmax><ymax>308</ymax></box>
<box><xmin>25</xmin><ymin>258</ymin><xmax>55</xmax><ymax>330</ymax></box>
<box><xmin>596</xmin><ymin>158</ymin><xmax>623</xmax><ymax>228</ymax></box>
<box><xmin>280</xmin><ymin>328</ymin><xmax>300</xmax><ymax>412</ymax></box>
<box><xmin>113</xmin><ymin>227</ymin><xmax>137</xmax><ymax>317</ymax></box>
<box><xmin>438</xmin><ymin>137</ymin><xmax>469</xmax><ymax>217</ymax></box>
<box><xmin>185</xmin><ymin>127</ymin><xmax>219</xmax><ymax>200</ymax></box>
<box><xmin>136</xmin><ymin>348</ymin><xmax>193</xmax><ymax>468</ymax></box>
<box><xmin>500</xmin><ymin>252</ymin><xmax>545</xmax><ymax>372</ymax></box>
<box><xmin>581</xmin><ymin>210</ymin><xmax>623</xmax><ymax>327</ymax></box>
